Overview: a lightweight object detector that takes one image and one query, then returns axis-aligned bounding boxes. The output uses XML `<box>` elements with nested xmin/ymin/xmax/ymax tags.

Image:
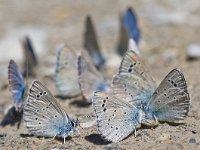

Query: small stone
<box><xmin>189</xmin><ymin>138</ymin><xmax>196</xmax><ymax>144</ymax></box>
<box><xmin>186</xmin><ymin>44</ymin><xmax>200</xmax><ymax>60</ymax></box>
<box><xmin>158</xmin><ymin>133</ymin><xmax>170</xmax><ymax>141</ymax></box>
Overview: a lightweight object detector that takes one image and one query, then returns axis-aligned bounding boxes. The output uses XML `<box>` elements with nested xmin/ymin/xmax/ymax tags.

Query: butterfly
<box><xmin>83</xmin><ymin>15</ymin><xmax>106</xmax><ymax>70</ymax></box>
<box><xmin>53</xmin><ymin>44</ymin><xmax>81</xmax><ymax>98</ymax></box>
<box><xmin>23</xmin><ymin>80</ymin><xmax>77</xmax><ymax>143</ymax></box>
<box><xmin>22</xmin><ymin>36</ymin><xmax>38</xmax><ymax>76</ymax></box>
<box><xmin>78</xmin><ymin>49</ymin><xmax>109</xmax><ymax>103</ymax></box>
<box><xmin>8</xmin><ymin>59</ymin><xmax>25</xmax><ymax>111</ymax></box>
<box><xmin>93</xmin><ymin>50</ymin><xmax>190</xmax><ymax>142</ymax></box>
<box><xmin>1</xmin><ymin>60</ymin><xmax>25</xmax><ymax>127</ymax></box>
<box><xmin>117</xmin><ymin>7</ymin><xmax>141</xmax><ymax>56</ymax></box>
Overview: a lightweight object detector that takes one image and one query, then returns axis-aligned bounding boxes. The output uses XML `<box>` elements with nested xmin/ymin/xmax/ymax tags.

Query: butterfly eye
<box><xmin>39</xmin><ymin>92</ymin><xmax>43</xmax><ymax>96</ymax></box>
<box><xmin>43</xmin><ymin>91</ymin><xmax>47</xmax><ymax>95</ymax></box>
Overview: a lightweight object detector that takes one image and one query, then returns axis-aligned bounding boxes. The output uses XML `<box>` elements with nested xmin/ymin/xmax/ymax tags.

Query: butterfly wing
<box><xmin>54</xmin><ymin>45</ymin><xmax>81</xmax><ymax>98</ymax></box>
<box><xmin>23</xmin><ymin>81</ymin><xmax>74</xmax><ymax>138</ymax></box>
<box><xmin>93</xmin><ymin>91</ymin><xmax>141</xmax><ymax>143</ymax></box>
<box><xmin>112</xmin><ymin>50</ymin><xmax>156</xmax><ymax>106</ymax></box>
<box><xmin>8</xmin><ymin>60</ymin><xmax>25</xmax><ymax>111</ymax></box>
<box><xmin>123</xmin><ymin>7</ymin><xmax>140</xmax><ymax>45</ymax></box>
<box><xmin>22</xmin><ymin>36</ymin><xmax>38</xmax><ymax>76</ymax></box>
<box><xmin>83</xmin><ymin>15</ymin><xmax>105</xmax><ymax>70</ymax></box>
<box><xmin>78</xmin><ymin>50</ymin><xmax>109</xmax><ymax>102</ymax></box>
<box><xmin>117</xmin><ymin>8</ymin><xmax>141</xmax><ymax>56</ymax></box>
<box><xmin>145</xmin><ymin>69</ymin><xmax>190</xmax><ymax>122</ymax></box>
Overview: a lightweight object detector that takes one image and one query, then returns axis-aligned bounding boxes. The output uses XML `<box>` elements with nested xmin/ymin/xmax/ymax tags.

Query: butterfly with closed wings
<box><xmin>117</xmin><ymin>7</ymin><xmax>141</xmax><ymax>56</ymax></box>
<box><xmin>83</xmin><ymin>15</ymin><xmax>106</xmax><ymax>70</ymax></box>
<box><xmin>23</xmin><ymin>80</ymin><xmax>77</xmax><ymax>143</ymax></box>
<box><xmin>1</xmin><ymin>60</ymin><xmax>25</xmax><ymax>128</ymax></box>
<box><xmin>78</xmin><ymin>49</ymin><xmax>109</xmax><ymax>103</ymax></box>
<box><xmin>93</xmin><ymin>50</ymin><xmax>190</xmax><ymax>143</ymax></box>
<box><xmin>53</xmin><ymin>44</ymin><xmax>81</xmax><ymax>98</ymax></box>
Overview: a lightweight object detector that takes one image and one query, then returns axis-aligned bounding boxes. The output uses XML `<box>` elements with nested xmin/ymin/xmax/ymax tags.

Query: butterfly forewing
<box><xmin>8</xmin><ymin>60</ymin><xmax>25</xmax><ymax>111</ymax></box>
<box><xmin>146</xmin><ymin>69</ymin><xmax>190</xmax><ymax>122</ymax></box>
<box><xmin>93</xmin><ymin>91</ymin><xmax>140</xmax><ymax>142</ymax></box>
<box><xmin>78</xmin><ymin>50</ymin><xmax>108</xmax><ymax>102</ymax></box>
<box><xmin>24</xmin><ymin>81</ymin><xmax>71</xmax><ymax>137</ymax></box>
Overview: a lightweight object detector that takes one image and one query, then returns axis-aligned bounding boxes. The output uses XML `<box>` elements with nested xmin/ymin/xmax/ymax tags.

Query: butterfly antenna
<box><xmin>25</xmin><ymin>45</ymin><xmax>29</xmax><ymax>89</ymax></box>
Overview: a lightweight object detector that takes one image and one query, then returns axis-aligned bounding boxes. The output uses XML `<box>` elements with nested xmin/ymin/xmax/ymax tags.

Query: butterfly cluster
<box><xmin>0</xmin><ymin>7</ymin><xmax>191</xmax><ymax>145</ymax></box>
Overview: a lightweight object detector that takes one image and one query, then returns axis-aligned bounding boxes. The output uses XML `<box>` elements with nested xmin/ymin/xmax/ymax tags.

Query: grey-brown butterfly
<box><xmin>83</xmin><ymin>15</ymin><xmax>105</xmax><ymax>70</ymax></box>
<box><xmin>53</xmin><ymin>44</ymin><xmax>81</xmax><ymax>98</ymax></box>
<box><xmin>93</xmin><ymin>50</ymin><xmax>190</xmax><ymax>142</ymax></box>
<box><xmin>23</xmin><ymin>80</ymin><xmax>77</xmax><ymax>143</ymax></box>
<box><xmin>22</xmin><ymin>36</ymin><xmax>38</xmax><ymax>77</ymax></box>
<box><xmin>78</xmin><ymin>49</ymin><xmax>109</xmax><ymax>103</ymax></box>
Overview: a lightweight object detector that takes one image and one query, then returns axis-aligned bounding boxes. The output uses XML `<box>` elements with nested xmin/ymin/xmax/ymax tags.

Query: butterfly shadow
<box><xmin>85</xmin><ymin>133</ymin><xmax>111</xmax><ymax>145</ymax></box>
<box><xmin>0</xmin><ymin>106</ymin><xmax>23</xmax><ymax>129</ymax></box>
<box><xmin>70</xmin><ymin>99</ymin><xmax>91</xmax><ymax>108</ymax></box>
<box><xmin>164</xmin><ymin>122</ymin><xmax>186</xmax><ymax>126</ymax></box>
<box><xmin>20</xmin><ymin>134</ymin><xmax>72</xmax><ymax>142</ymax></box>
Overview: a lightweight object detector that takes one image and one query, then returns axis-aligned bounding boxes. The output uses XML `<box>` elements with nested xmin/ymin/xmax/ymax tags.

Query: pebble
<box><xmin>189</xmin><ymin>138</ymin><xmax>196</xmax><ymax>144</ymax></box>
<box><xmin>186</xmin><ymin>44</ymin><xmax>200</xmax><ymax>60</ymax></box>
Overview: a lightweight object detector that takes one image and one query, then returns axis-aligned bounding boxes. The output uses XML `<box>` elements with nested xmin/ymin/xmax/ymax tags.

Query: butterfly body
<box><xmin>24</xmin><ymin>81</ymin><xmax>76</xmax><ymax>143</ymax></box>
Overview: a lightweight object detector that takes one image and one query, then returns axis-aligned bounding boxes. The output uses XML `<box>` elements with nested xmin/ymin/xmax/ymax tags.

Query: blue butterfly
<box><xmin>93</xmin><ymin>50</ymin><xmax>190</xmax><ymax>142</ymax></box>
<box><xmin>1</xmin><ymin>60</ymin><xmax>25</xmax><ymax>128</ymax></box>
<box><xmin>117</xmin><ymin>7</ymin><xmax>141</xmax><ymax>56</ymax></box>
<box><xmin>123</xmin><ymin>8</ymin><xmax>140</xmax><ymax>45</ymax></box>
<box><xmin>8</xmin><ymin>59</ymin><xmax>25</xmax><ymax>111</ymax></box>
<box><xmin>83</xmin><ymin>15</ymin><xmax>106</xmax><ymax>70</ymax></box>
<box><xmin>23</xmin><ymin>81</ymin><xmax>77</xmax><ymax>143</ymax></box>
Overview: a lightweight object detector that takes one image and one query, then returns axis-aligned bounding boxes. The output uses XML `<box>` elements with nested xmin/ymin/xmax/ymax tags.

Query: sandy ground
<box><xmin>0</xmin><ymin>0</ymin><xmax>200</xmax><ymax>149</ymax></box>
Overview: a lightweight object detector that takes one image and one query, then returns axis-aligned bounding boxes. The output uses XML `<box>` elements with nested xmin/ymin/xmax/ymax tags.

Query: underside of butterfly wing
<box><xmin>8</xmin><ymin>60</ymin><xmax>25</xmax><ymax>111</ymax></box>
<box><xmin>23</xmin><ymin>81</ymin><xmax>75</xmax><ymax>138</ymax></box>
<box><xmin>78</xmin><ymin>50</ymin><xmax>108</xmax><ymax>102</ymax></box>
<box><xmin>54</xmin><ymin>45</ymin><xmax>81</xmax><ymax>97</ymax></box>
<box><xmin>112</xmin><ymin>50</ymin><xmax>156</xmax><ymax>106</ymax></box>
<box><xmin>93</xmin><ymin>91</ymin><xmax>141</xmax><ymax>142</ymax></box>
<box><xmin>144</xmin><ymin>69</ymin><xmax>190</xmax><ymax>123</ymax></box>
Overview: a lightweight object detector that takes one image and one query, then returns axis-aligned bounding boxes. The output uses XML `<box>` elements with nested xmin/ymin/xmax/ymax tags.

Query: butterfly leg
<box><xmin>48</xmin><ymin>134</ymin><xmax>57</xmax><ymax>142</ymax></box>
<box><xmin>153</xmin><ymin>114</ymin><xmax>158</xmax><ymax>126</ymax></box>
<box><xmin>134</xmin><ymin>129</ymin><xmax>137</xmax><ymax>137</ymax></box>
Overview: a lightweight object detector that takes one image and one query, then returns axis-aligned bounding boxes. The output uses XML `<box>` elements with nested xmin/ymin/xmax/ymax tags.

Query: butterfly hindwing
<box><xmin>146</xmin><ymin>69</ymin><xmax>190</xmax><ymax>122</ymax></box>
<box><xmin>8</xmin><ymin>59</ymin><xmax>25</xmax><ymax>111</ymax></box>
<box><xmin>93</xmin><ymin>91</ymin><xmax>141</xmax><ymax>143</ymax></box>
<box><xmin>23</xmin><ymin>81</ymin><xmax>75</xmax><ymax>138</ymax></box>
